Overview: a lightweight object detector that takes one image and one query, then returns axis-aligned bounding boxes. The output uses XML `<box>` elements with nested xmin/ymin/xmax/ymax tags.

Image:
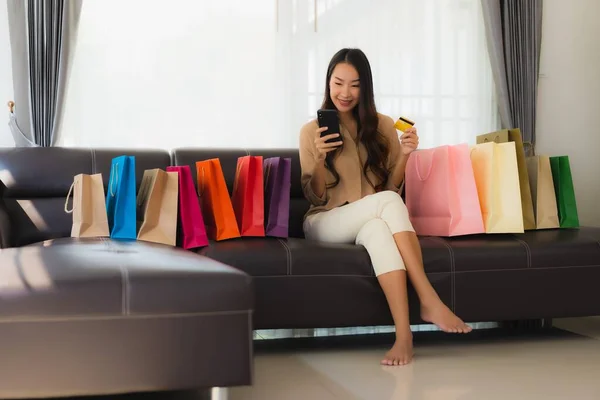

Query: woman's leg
<box><xmin>373</xmin><ymin>191</ymin><xmax>471</xmax><ymax>333</ymax></box>
<box><xmin>393</xmin><ymin>232</ymin><xmax>471</xmax><ymax>333</ymax></box>
<box><xmin>304</xmin><ymin>194</ymin><xmax>414</xmax><ymax>366</ymax></box>
<box><xmin>355</xmin><ymin>219</ymin><xmax>413</xmax><ymax>366</ymax></box>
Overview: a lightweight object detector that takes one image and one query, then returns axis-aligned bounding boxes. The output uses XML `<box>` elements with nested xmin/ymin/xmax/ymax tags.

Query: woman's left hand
<box><xmin>399</xmin><ymin>127</ymin><xmax>419</xmax><ymax>156</ymax></box>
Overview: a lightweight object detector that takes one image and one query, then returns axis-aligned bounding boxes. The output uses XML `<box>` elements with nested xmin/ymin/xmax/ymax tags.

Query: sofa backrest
<box><xmin>170</xmin><ymin>148</ymin><xmax>309</xmax><ymax>239</ymax></box>
<box><xmin>0</xmin><ymin>148</ymin><xmax>171</xmax><ymax>247</ymax></box>
<box><xmin>0</xmin><ymin>147</ymin><xmax>308</xmax><ymax>247</ymax></box>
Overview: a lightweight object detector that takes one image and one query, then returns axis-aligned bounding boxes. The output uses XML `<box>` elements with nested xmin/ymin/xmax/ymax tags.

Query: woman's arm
<box><xmin>382</xmin><ymin>115</ymin><xmax>418</xmax><ymax>192</ymax></box>
<box><xmin>299</xmin><ymin>122</ymin><xmax>328</xmax><ymax>205</ymax></box>
<box><xmin>389</xmin><ymin>153</ymin><xmax>410</xmax><ymax>190</ymax></box>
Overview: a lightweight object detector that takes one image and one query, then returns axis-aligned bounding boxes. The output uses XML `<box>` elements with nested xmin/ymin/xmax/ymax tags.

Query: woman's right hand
<box><xmin>314</xmin><ymin>126</ymin><xmax>343</xmax><ymax>162</ymax></box>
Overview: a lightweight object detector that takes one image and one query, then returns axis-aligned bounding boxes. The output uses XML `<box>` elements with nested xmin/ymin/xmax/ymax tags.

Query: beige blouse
<box><xmin>299</xmin><ymin>113</ymin><xmax>404</xmax><ymax>219</ymax></box>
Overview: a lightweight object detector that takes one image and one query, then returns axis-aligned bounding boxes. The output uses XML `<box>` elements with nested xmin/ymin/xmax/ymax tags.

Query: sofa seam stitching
<box><xmin>277</xmin><ymin>238</ymin><xmax>292</xmax><ymax>275</ymax></box>
<box><xmin>511</xmin><ymin>235</ymin><xmax>532</xmax><ymax>268</ymax></box>
<box><xmin>427</xmin><ymin>237</ymin><xmax>455</xmax><ymax>312</ymax></box>
<box><xmin>0</xmin><ymin>309</ymin><xmax>252</xmax><ymax>324</ymax></box>
<box><xmin>247</xmin><ymin>262</ymin><xmax>600</xmax><ymax>278</ymax></box>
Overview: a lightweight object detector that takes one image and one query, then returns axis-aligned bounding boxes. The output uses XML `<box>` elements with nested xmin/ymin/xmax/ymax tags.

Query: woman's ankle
<box><xmin>395</xmin><ymin>325</ymin><xmax>413</xmax><ymax>341</ymax></box>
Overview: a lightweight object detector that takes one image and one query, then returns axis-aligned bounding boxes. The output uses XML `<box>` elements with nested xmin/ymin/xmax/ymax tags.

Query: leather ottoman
<box><xmin>0</xmin><ymin>238</ymin><xmax>253</xmax><ymax>399</ymax></box>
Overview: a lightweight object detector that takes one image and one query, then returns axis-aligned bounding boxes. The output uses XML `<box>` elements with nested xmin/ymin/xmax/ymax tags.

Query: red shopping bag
<box><xmin>231</xmin><ymin>156</ymin><xmax>265</xmax><ymax>237</ymax></box>
<box><xmin>166</xmin><ymin>165</ymin><xmax>209</xmax><ymax>249</ymax></box>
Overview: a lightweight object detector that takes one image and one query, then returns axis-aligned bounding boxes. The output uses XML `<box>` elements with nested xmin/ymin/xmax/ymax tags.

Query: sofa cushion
<box><xmin>0</xmin><ymin>238</ymin><xmax>252</xmax><ymax>318</ymax></box>
<box><xmin>199</xmin><ymin>236</ymin><xmax>455</xmax><ymax>277</ymax></box>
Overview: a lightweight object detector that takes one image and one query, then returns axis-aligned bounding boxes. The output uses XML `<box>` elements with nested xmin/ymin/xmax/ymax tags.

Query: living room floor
<box><xmin>26</xmin><ymin>317</ymin><xmax>600</xmax><ymax>400</ymax></box>
<box><xmin>229</xmin><ymin>317</ymin><xmax>600</xmax><ymax>400</ymax></box>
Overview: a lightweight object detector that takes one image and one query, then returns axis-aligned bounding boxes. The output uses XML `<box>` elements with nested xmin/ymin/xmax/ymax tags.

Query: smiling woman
<box><xmin>57</xmin><ymin>0</ymin><xmax>498</xmax><ymax>150</ymax></box>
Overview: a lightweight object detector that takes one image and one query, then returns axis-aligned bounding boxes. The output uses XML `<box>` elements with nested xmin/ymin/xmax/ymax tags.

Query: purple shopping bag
<box><xmin>263</xmin><ymin>157</ymin><xmax>291</xmax><ymax>238</ymax></box>
<box><xmin>166</xmin><ymin>165</ymin><xmax>209</xmax><ymax>249</ymax></box>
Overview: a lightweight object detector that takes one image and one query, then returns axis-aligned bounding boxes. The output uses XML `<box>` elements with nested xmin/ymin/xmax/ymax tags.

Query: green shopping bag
<box><xmin>549</xmin><ymin>156</ymin><xmax>579</xmax><ymax>228</ymax></box>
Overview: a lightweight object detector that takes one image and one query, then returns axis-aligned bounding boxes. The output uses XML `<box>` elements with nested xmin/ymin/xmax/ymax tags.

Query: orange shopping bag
<box><xmin>196</xmin><ymin>158</ymin><xmax>241</xmax><ymax>241</ymax></box>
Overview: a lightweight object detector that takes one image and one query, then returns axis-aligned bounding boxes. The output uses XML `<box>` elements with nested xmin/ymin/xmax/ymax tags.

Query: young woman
<box><xmin>299</xmin><ymin>48</ymin><xmax>471</xmax><ymax>367</ymax></box>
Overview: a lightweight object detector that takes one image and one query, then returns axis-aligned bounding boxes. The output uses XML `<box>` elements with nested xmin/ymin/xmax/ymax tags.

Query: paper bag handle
<box><xmin>197</xmin><ymin>167</ymin><xmax>205</xmax><ymax>197</ymax></box>
<box><xmin>109</xmin><ymin>163</ymin><xmax>119</xmax><ymax>197</ymax></box>
<box><xmin>64</xmin><ymin>182</ymin><xmax>75</xmax><ymax>214</ymax></box>
<box><xmin>483</xmin><ymin>135</ymin><xmax>501</xmax><ymax>143</ymax></box>
<box><xmin>413</xmin><ymin>152</ymin><xmax>434</xmax><ymax>182</ymax></box>
<box><xmin>523</xmin><ymin>140</ymin><xmax>535</xmax><ymax>157</ymax></box>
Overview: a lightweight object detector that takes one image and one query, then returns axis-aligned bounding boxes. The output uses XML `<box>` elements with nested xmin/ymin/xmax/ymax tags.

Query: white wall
<box><xmin>536</xmin><ymin>0</ymin><xmax>600</xmax><ymax>227</ymax></box>
<box><xmin>0</xmin><ymin>4</ymin><xmax>14</xmax><ymax>147</ymax></box>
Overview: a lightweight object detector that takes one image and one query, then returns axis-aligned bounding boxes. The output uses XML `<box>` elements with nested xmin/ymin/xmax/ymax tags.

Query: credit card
<box><xmin>394</xmin><ymin>116</ymin><xmax>415</xmax><ymax>132</ymax></box>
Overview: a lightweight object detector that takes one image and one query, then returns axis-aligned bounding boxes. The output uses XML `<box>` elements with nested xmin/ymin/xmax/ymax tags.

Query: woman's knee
<box><xmin>355</xmin><ymin>218</ymin><xmax>406</xmax><ymax>274</ymax></box>
<box><xmin>355</xmin><ymin>218</ymin><xmax>390</xmax><ymax>246</ymax></box>
<box><xmin>372</xmin><ymin>190</ymin><xmax>403</xmax><ymax>205</ymax></box>
<box><xmin>367</xmin><ymin>191</ymin><xmax>410</xmax><ymax>228</ymax></box>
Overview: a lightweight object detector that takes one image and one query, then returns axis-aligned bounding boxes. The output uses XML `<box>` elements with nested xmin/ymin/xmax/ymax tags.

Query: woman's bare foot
<box><xmin>421</xmin><ymin>301</ymin><xmax>472</xmax><ymax>333</ymax></box>
<box><xmin>381</xmin><ymin>332</ymin><xmax>413</xmax><ymax>366</ymax></box>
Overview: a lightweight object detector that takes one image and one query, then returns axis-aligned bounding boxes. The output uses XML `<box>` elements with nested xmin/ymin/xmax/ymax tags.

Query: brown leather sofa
<box><xmin>1</xmin><ymin>147</ymin><xmax>600</xmax><ymax>398</ymax></box>
<box><xmin>0</xmin><ymin>148</ymin><xmax>253</xmax><ymax>399</ymax></box>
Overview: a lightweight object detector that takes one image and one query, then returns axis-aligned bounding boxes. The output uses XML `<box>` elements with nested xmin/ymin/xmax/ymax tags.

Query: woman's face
<box><xmin>329</xmin><ymin>62</ymin><xmax>360</xmax><ymax>113</ymax></box>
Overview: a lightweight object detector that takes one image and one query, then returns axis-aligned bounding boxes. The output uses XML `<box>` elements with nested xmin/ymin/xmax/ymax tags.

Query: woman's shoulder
<box><xmin>299</xmin><ymin>119</ymin><xmax>319</xmax><ymax>143</ymax></box>
<box><xmin>377</xmin><ymin>113</ymin><xmax>397</xmax><ymax>137</ymax></box>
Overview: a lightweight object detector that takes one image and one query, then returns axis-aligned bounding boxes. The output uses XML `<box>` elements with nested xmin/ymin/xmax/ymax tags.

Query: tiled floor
<box><xmin>230</xmin><ymin>318</ymin><xmax>600</xmax><ymax>400</ymax></box>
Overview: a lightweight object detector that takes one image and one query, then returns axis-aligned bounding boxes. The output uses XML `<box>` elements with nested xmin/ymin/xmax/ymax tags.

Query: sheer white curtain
<box><xmin>58</xmin><ymin>0</ymin><xmax>498</xmax><ymax>150</ymax></box>
<box><xmin>0</xmin><ymin>4</ymin><xmax>15</xmax><ymax>147</ymax></box>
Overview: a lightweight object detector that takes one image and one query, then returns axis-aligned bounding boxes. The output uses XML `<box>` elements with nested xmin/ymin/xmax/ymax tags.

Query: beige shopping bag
<box><xmin>470</xmin><ymin>142</ymin><xmax>524</xmax><ymax>233</ymax></box>
<box><xmin>526</xmin><ymin>156</ymin><xmax>560</xmax><ymax>229</ymax></box>
<box><xmin>477</xmin><ymin>129</ymin><xmax>535</xmax><ymax>230</ymax></box>
<box><xmin>64</xmin><ymin>173</ymin><xmax>110</xmax><ymax>238</ymax></box>
<box><xmin>137</xmin><ymin>169</ymin><xmax>179</xmax><ymax>246</ymax></box>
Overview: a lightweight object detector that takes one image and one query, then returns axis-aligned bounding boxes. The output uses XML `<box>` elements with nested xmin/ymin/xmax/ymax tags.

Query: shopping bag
<box><xmin>526</xmin><ymin>156</ymin><xmax>560</xmax><ymax>229</ymax></box>
<box><xmin>64</xmin><ymin>173</ymin><xmax>110</xmax><ymax>238</ymax></box>
<box><xmin>106</xmin><ymin>155</ymin><xmax>137</xmax><ymax>240</ymax></box>
<box><xmin>550</xmin><ymin>156</ymin><xmax>580</xmax><ymax>228</ymax></box>
<box><xmin>166</xmin><ymin>165</ymin><xmax>209</xmax><ymax>249</ymax></box>
<box><xmin>477</xmin><ymin>129</ymin><xmax>536</xmax><ymax>230</ymax></box>
<box><xmin>231</xmin><ymin>156</ymin><xmax>265</xmax><ymax>237</ymax></box>
<box><xmin>196</xmin><ymin>158</ymin><xmax>241</xmax><ymax>241</ymax></box>
<box><xmin>405</xmin><ymin>144</ymin><xmax>484</xmax><ymax>237</ymax></box>
<box><xmin>470</xmin><ymin>142</ymin><xmax>524</xmax><ymax>233</ymax></box>
<box><xmin>264</xmin><ymin>157</ymin><xmax>292</xmax><ymax>238</ymax></box>
<box><xmin>136</xmin><ymin>169</ymin><xmax>179</xmax><ymax>246</ymax></box>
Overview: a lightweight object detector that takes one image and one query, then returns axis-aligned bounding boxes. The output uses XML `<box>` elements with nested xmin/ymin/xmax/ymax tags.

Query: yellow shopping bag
<box><xmin>470</xmin><ymin>142</ymin><xmax>524</xmax><ymax>233</ymax></box>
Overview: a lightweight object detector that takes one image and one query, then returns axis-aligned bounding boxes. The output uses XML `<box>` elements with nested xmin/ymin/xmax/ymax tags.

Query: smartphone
<box><xmin>317</xmin><ymin>109</ymin><xmax>342</xmax><ymax>143</ymax></box>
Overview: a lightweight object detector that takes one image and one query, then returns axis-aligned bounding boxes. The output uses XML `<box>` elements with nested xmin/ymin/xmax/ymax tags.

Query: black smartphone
<box><xmin>317</xmin><ymin>109</ymin><xmax>342</xmax><ymax>143</ymax></box>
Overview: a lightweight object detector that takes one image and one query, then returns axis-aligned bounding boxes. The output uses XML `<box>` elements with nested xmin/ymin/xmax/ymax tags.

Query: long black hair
<box><xmin>321</xmin><ymin>48</ymin><xmax>391</xmax><ymax>191</ymax></box>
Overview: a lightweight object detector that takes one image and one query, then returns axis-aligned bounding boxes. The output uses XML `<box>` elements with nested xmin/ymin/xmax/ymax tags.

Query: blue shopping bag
<box><xmin>106</xmin><ymin>155</ymin><xmax>137</xmax><ymax>240</ymax></box>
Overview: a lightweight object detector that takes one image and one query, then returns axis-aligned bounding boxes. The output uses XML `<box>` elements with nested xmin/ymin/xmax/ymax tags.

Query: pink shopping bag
<box><xmin>405</xmin><ymin>144</ymin><xmax>485</xmax><ymax>237</ymax></box>
<box><xmin>166</xmin><ymin>165</ymin><xmax>209</xmax><ymax>249</ymax></box>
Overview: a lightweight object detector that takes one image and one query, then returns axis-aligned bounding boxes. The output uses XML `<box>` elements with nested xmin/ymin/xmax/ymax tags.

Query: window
<box><xmin>58</xmin><ymin>0</ymin><xmax>499</xmax><ymax>150</ymax></box>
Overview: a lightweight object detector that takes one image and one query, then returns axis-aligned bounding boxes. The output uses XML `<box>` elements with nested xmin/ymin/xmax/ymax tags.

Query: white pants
<box><xmin>303</xmin><ymin>191</ymin><xmax>415</xmax><ymax>276</ymax></box>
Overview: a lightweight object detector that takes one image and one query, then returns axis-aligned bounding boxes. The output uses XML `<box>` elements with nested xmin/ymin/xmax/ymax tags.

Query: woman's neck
<box><xmin>339</xmin><ymin>111</ymin><xmax>356</xmax><ymax>127</ymax></box>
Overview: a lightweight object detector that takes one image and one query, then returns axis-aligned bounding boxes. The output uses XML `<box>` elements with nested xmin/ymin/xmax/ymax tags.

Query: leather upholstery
<box><xmin>0</xmin><ymin>237</ymin><xmax>253</xmax><ymax>397</ymax></box>
<box><xmin>1</xmin><ymin>238</ymin><xmax>253</xmax><ymax>317</ymax></box>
